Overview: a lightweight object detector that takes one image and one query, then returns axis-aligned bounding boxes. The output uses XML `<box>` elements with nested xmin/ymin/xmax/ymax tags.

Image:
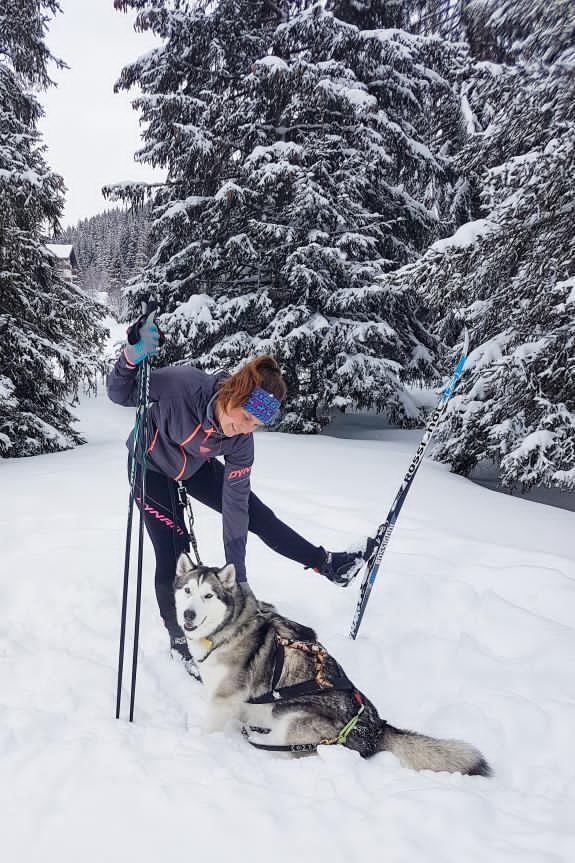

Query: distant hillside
<box><xmin>56</xmin><ymin>206</ymin><xmax>153</xmax><ymax>317</ymax></box>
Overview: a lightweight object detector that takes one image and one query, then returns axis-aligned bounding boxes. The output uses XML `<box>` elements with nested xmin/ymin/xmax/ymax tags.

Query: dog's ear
<box><xmin>218</xmin><ymin>563</ymin><xmax>236</xmax><ymax>590</ymax></box>
<box><xmin>174</xmin><ymin>553</ymin><xmax>194</xmax><ymax>590</ymax></box>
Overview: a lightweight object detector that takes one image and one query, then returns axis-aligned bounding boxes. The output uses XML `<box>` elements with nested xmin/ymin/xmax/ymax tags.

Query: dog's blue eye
<box><xmin>204</xmin><ymin>592</ymin><xmax>214</xmax><ymax>600</ymax></box>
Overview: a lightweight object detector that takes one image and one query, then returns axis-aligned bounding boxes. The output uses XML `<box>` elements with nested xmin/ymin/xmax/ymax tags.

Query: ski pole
<box><xmin>115</xmin><ymin>357</ymin><xmax>150</xmax><ymax>719</ymax></box>
<box><xmin>115</xmin><ymin>451</ymin><xmax>136</xmax><ymax>719</ymax></box>
<box><xmin>116</xmin><ymin>300</ymin><xmax>162</xmax><ymax>720</ymax></box>
<box><xmin>129</xmin><ymin>357</ymin><xmax>151</xmax><ymax>721</ymax></box>
<box><xmin>349</xmin><ymin>330</ymin><xmax>470</xmax><ymax>640</ymax></box>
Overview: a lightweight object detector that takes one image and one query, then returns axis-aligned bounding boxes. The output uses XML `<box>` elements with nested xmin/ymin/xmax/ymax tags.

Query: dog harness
<box><xmin>244</xmin><ymin>636</ymin><xmax>367</xmax><ymax>754</ymax></box>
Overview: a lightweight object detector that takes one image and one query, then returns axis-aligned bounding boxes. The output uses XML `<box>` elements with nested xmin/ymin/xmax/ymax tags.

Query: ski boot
<box><xmin>170</xmin><ymin>632</ymin><xmax>201</xmax><ymax>681</ymax></box>
<box><xmin>313</xmin><ymin>537</ymin><xmax>376</xmax><ymax>587</ymax></box>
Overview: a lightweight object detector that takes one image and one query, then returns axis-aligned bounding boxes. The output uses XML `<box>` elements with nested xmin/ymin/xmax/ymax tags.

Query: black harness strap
<box><xmin>248</xmin><ymin>680</ymin><xmax>351</xmax><ymax>704</ymax></box>
<box><xmin>241</xmin><ymin>728</ymin><xmax>318</xmax><ymax>754</ymax></box>
<box><xmin>244</xmin><ymin>691</ymin><xmax>367</xmax><ymax>754</ymax></box>
<box><xmin>248</xmin><ymin>637</ymin><xmax>354</xmax><ymax>705</ymax></box>
<box><xmin>245</xmin><ymin>636</ymin><xmax>365</xmax><ymax>753</ymax></box>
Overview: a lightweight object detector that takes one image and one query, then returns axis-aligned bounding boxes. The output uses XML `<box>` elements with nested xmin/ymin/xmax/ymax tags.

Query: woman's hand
<box><xmin>125</xmin><ymin>310</ymin><xmax>163</xmax><ymax>365</ymax></box>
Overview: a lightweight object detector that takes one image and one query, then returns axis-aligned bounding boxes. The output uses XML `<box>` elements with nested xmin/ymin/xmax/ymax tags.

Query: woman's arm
<box><xmin>106</xmin><ymin>350</ymin><xmax>140</xmax><ymax>407</ymax></box>
<box><xmin>221</xmin><ymin>436</ymin><xmax>255</xmax><ymax>582</ymax></box>
<box><xmin>107</xmin><ymin>353</ymin><xmax>205</xmax><ymax>408</ymax></box>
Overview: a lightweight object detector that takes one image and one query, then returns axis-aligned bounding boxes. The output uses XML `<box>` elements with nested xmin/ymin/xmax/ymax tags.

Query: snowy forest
<box><xmin>57</xmin><ymin>207</ymin><xmax>153</xmax><ymax>316</ymax></box>
<box><xmin>1</xmin><ymin>0</ymin><xmax>574</xmax><ymax>493</ymax></box>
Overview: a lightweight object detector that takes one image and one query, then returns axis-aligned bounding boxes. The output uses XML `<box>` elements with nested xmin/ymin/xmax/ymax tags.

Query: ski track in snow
<box><xmin>1</xmin><ymin>390</ymin><xmax>574</xmax><ymax>862</ymax></box>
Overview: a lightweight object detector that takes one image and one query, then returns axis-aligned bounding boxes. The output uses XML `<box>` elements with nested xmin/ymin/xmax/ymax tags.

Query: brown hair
<box><xmin>215</xmin><ymin>355</ymin><xmax>287</xmax><ymax>411</ymax></box>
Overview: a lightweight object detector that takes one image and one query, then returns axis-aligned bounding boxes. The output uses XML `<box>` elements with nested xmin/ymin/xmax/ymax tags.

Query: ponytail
<box><xmin>216</xmin><ymin>355</ymin><xmax>287</xmax><ymax>410</ymax></box>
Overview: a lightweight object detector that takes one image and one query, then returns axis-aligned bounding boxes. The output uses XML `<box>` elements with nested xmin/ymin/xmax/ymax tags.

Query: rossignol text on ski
<box><xmin>349</xmin><ymin>329</ymin><xmax>470</xmax><ymax>640</ymax></box>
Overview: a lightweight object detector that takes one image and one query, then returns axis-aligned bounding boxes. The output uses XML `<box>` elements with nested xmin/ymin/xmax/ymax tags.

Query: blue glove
<box><xmin>124</xmin><ymin>311</ymin><xmax>161</xmax><ymax>365</ymax></box>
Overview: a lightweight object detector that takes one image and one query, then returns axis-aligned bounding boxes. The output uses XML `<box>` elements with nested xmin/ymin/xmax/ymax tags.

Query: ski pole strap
<box><xmin>177</xmin><ymin>481</ymin><xmax>203</xmax><ymax>566</ymax></box>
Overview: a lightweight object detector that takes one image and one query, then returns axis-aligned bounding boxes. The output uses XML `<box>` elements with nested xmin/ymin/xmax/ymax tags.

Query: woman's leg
<box><xmin>131</xmin><ymin>461</ymin><xmax>189</xmax><ymax>636</ymax></box>
<box><xmin>184</xmin><ymin>460</ymin><xmax>325</xmax><ymax>569</ymax></box>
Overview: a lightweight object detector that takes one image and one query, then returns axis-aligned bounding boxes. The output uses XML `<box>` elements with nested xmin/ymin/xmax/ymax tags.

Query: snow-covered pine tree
<box><xmin>0</xmin><ymin>0</ymin><xmax>106</xmax><ymax>457</ymax></box>
<box><xmin>400</xmin><ymin>0</ymin><xmax>575</xmax><ymax>489</ymax></box>
<box><xmin>110</xmin><ymin>0</ymin><xmax>471</xmax><ymax>430</ymax></box>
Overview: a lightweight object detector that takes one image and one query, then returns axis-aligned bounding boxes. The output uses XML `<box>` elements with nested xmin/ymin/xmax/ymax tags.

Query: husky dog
<box><xmin>174</xmin><ymin>556</ymin><xmax>491</xmax><ymax>776</ymax></box>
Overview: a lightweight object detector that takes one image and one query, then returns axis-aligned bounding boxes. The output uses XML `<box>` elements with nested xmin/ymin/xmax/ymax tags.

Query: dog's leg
<box><xmin>249</xmin><ymin>709</ymin><xmax>330</xmax><ymax>749</ymax></box>
<box><xmin>203</xmin><ymin>696</ymin><xmax>243</xmax><ymax>733</ymax></box>
<box><xmin>284</xmin><ymin>712</ymin><xmax>338</xmax><ymax>749</ymax></box>
<box><xmin>241</xmin><ymin>708</ymin><xmax>295</xmax><ymax>747</ymax></box>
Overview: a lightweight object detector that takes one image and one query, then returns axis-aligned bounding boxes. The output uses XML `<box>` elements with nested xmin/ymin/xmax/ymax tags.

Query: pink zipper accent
<box><xmin>147</xmin><ymin>427</ymin><xmax>159</xmax><ymax>455</ymax></box>
<box><xmin>180</xmin><ymin>423</ymin><xmax>202</xmax><ymax>446</ymax></box>
<box><xmin>174</xmin><ymin>423</ymin><xmax>202</xmax><ymax>480</ymax></box>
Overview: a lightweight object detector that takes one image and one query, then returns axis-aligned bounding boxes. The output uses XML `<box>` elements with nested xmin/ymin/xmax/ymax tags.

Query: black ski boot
<box><xmin>313</xmin><ymin>538</ymin><xmax>376</xmax><ymax>587</ymax></box>
<box><xmin>169</xmin><ymin>632</ymin><xmax>201</xmax><ymax>681</ymax></box>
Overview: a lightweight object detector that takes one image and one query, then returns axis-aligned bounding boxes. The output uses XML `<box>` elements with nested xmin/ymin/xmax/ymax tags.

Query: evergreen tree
<box><xmin>110</xmin><ymin>0</ymin><xmax>470</xmax><ymax>431</ymax></box>
<box><xmin>397</xmin><ymin>0</ymin><xmax>575</xmax><ymax>489</ymax></box>
<box><xmin>0</xmin><ymin>0</ymin><xmax>106</xmax><ymax>457</ymax></box>
<box><xmin>462</xmin><ymin>0</ymin><xmax>575</xmax><ymax>64</ymax></box>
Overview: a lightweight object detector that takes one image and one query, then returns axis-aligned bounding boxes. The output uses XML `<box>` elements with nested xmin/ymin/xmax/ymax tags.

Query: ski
<box><xmin>349</xmin><ymin>330</ymin><xmax>470</xmax><ymax>640</ymax></box>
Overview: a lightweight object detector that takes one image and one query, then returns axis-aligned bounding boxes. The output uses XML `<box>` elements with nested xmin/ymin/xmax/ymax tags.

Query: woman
<box><xmin>107</xmin><ymin>313</ymin><xmax>369</xmax><ymax>674</ymax></box>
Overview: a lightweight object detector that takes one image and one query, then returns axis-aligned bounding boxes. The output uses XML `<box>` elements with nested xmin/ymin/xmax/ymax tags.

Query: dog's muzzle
<box><xmin>183</xmin><ymin>610</ymin><xmax>206</xmax><ymax>632</ymax></box>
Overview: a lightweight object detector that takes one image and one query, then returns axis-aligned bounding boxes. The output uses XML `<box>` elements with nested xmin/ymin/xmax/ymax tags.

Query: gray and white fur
<box><xmin>174</xmin><ymin>557</ymin><xmax>491</xmax><ymax>777</ymax></box>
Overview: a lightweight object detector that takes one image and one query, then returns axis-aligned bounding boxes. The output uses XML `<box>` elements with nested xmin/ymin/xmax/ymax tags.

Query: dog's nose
<box><xmin>184</xmin><ymin>608</ymin><xmax>196</xmax><ymax>624</ymax></box>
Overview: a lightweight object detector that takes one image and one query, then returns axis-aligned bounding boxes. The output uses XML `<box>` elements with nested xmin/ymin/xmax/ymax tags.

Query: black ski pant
<box><xmin>130</xmin><ymin>458</ymin><xmax>324</xmax><ymax>635</ymax></box>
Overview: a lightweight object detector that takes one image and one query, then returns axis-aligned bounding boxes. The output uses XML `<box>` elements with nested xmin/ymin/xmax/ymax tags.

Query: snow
<box><xmin>513</xmin><ymin>338</ymin><xmax>548</xmax><ymax>361</ymax></box>
<box><xmin>246</xmin><ymin>141</ymin><xmax>303</xmax><ymax>166</ymax></box>
<box><xmin>317</xmin><ymin>77</ymin><xmax>377</xmax><ymax>110</ymax></box>
<box><xmin>215</xmin><ymin>181</ymin><xmax>244</xmax><ymax>201</ymax></box>
<box><xmin>256</xmin><ymin>55</ymin><xmax>289</xmax><ymax>73</ymax></box>
<box><xmin>0</xmin><ymin>375</ymin><xmax>16</xmax><ymax>400</ymax></box>
<box><xmin>361</xmin><ymin>28</ymin><xmax>420</xmax><ymax>56</ymax></box>
<box><xmin>171</xmin><ymin>294</ymin><xmax>213</xmax><ymax>320</ymax></box>
<box><xmin>0</xmin><ymin>167</ymin><xmax>42</xmax><ymax>186</ymax></box>
<box><xmin>460</xmin><ymin>93</ymin><xmax>476</xmax><ymax>136</ymax></box>
<box><xmin>159</xmin><ymin>196</ymin><xmax>211</xmax><ymax>220</ymax></box>
<box><xmin>489</xmin><ymin>150</ymin><xmax>540</xmax><ymax>177</ymax></box>
<box><xmin>559</xmin><ymin>276</ymin><xmax>575</xmax><ymax>305</ymax></box>
<box><xmin>1</xmin><ymin>390</ymin><xmax>574</xmax><ymax>862</ymax></box>
<box><xmin>101</xmin><ymin>315</ymin><xmax>129</xmax><ymax>364</ymax></box>
<box><xmin>430</xmin><ymin>219</ymin><xmax>499</xmax><ymax>253</ymax></box>
<box><xmin>45</xmin><ymin>242</ymin><xmax>74</xmax><ymax>259</ymax></box>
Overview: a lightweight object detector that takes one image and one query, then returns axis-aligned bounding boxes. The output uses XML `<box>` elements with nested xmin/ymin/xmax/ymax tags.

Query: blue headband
<box><xmin>243</xmin><ymin>387</ymin><xmax>281</xmax><ymax>424</ymax></box>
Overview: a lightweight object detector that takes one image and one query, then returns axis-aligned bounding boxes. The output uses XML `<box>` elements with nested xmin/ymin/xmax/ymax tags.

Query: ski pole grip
<box><xmin>126</xmin><ymin>301</ymin><xmax>165</xmax><ymax>346</ymax></box>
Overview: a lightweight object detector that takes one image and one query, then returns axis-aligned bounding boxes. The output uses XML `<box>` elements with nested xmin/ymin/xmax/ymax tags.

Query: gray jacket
<box><xmin>107</xmin><ymin>352</ymin><xmax>254</xmax><ymax>580</ymax></box>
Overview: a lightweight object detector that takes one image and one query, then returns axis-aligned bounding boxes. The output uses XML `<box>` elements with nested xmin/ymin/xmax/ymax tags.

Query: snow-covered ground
<box><xmin>1</xmin><ymin>389</ymin><xmax>574</xmax><ymax>862</ymax></box>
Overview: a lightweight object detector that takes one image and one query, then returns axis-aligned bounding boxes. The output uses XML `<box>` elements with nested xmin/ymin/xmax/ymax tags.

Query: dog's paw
<box><xmin>203</xmin><ymin>700</ymin><xmax>240</xmax><ymax>733</ymax></box>
<box><xmin>243</xmin><ymin>725</ymin><xmax>272</xmax><ymax>746</ymax></box>
<box><xmin>203</xmin><ymin>712</ymin><xmax>227</xmax><ymax>733</ymax></box>
<box><xmin>203</xmin><ymin>719</ymin><xmax>224</xmax><ymax>734</ymax></box>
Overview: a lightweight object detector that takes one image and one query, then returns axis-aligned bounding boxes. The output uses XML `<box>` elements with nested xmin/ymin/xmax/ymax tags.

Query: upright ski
<box><xmin>349</xmin><ymin>330</ymin><xmax>470</xmax><ymax>640</ymax></box>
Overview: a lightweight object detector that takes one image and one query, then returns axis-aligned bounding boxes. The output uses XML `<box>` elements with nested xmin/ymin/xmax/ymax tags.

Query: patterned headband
<box><xmin>243</xmin><ymin>387</ymin><xmax>281</xmax><ymax>424</ymax></box>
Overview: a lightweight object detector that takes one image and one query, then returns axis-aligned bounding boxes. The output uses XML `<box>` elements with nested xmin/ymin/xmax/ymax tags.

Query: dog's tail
<box><xmin>377</xmin><ymin>723</ymin><xmax>492</xmax><ymax>776</ymax></box>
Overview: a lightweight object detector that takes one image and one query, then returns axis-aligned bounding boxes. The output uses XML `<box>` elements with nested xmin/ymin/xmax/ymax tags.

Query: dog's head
<box><xmin>174</xmin><ymin>555</ymin><xmax>237</xmax><ymax>641</ymax></box>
